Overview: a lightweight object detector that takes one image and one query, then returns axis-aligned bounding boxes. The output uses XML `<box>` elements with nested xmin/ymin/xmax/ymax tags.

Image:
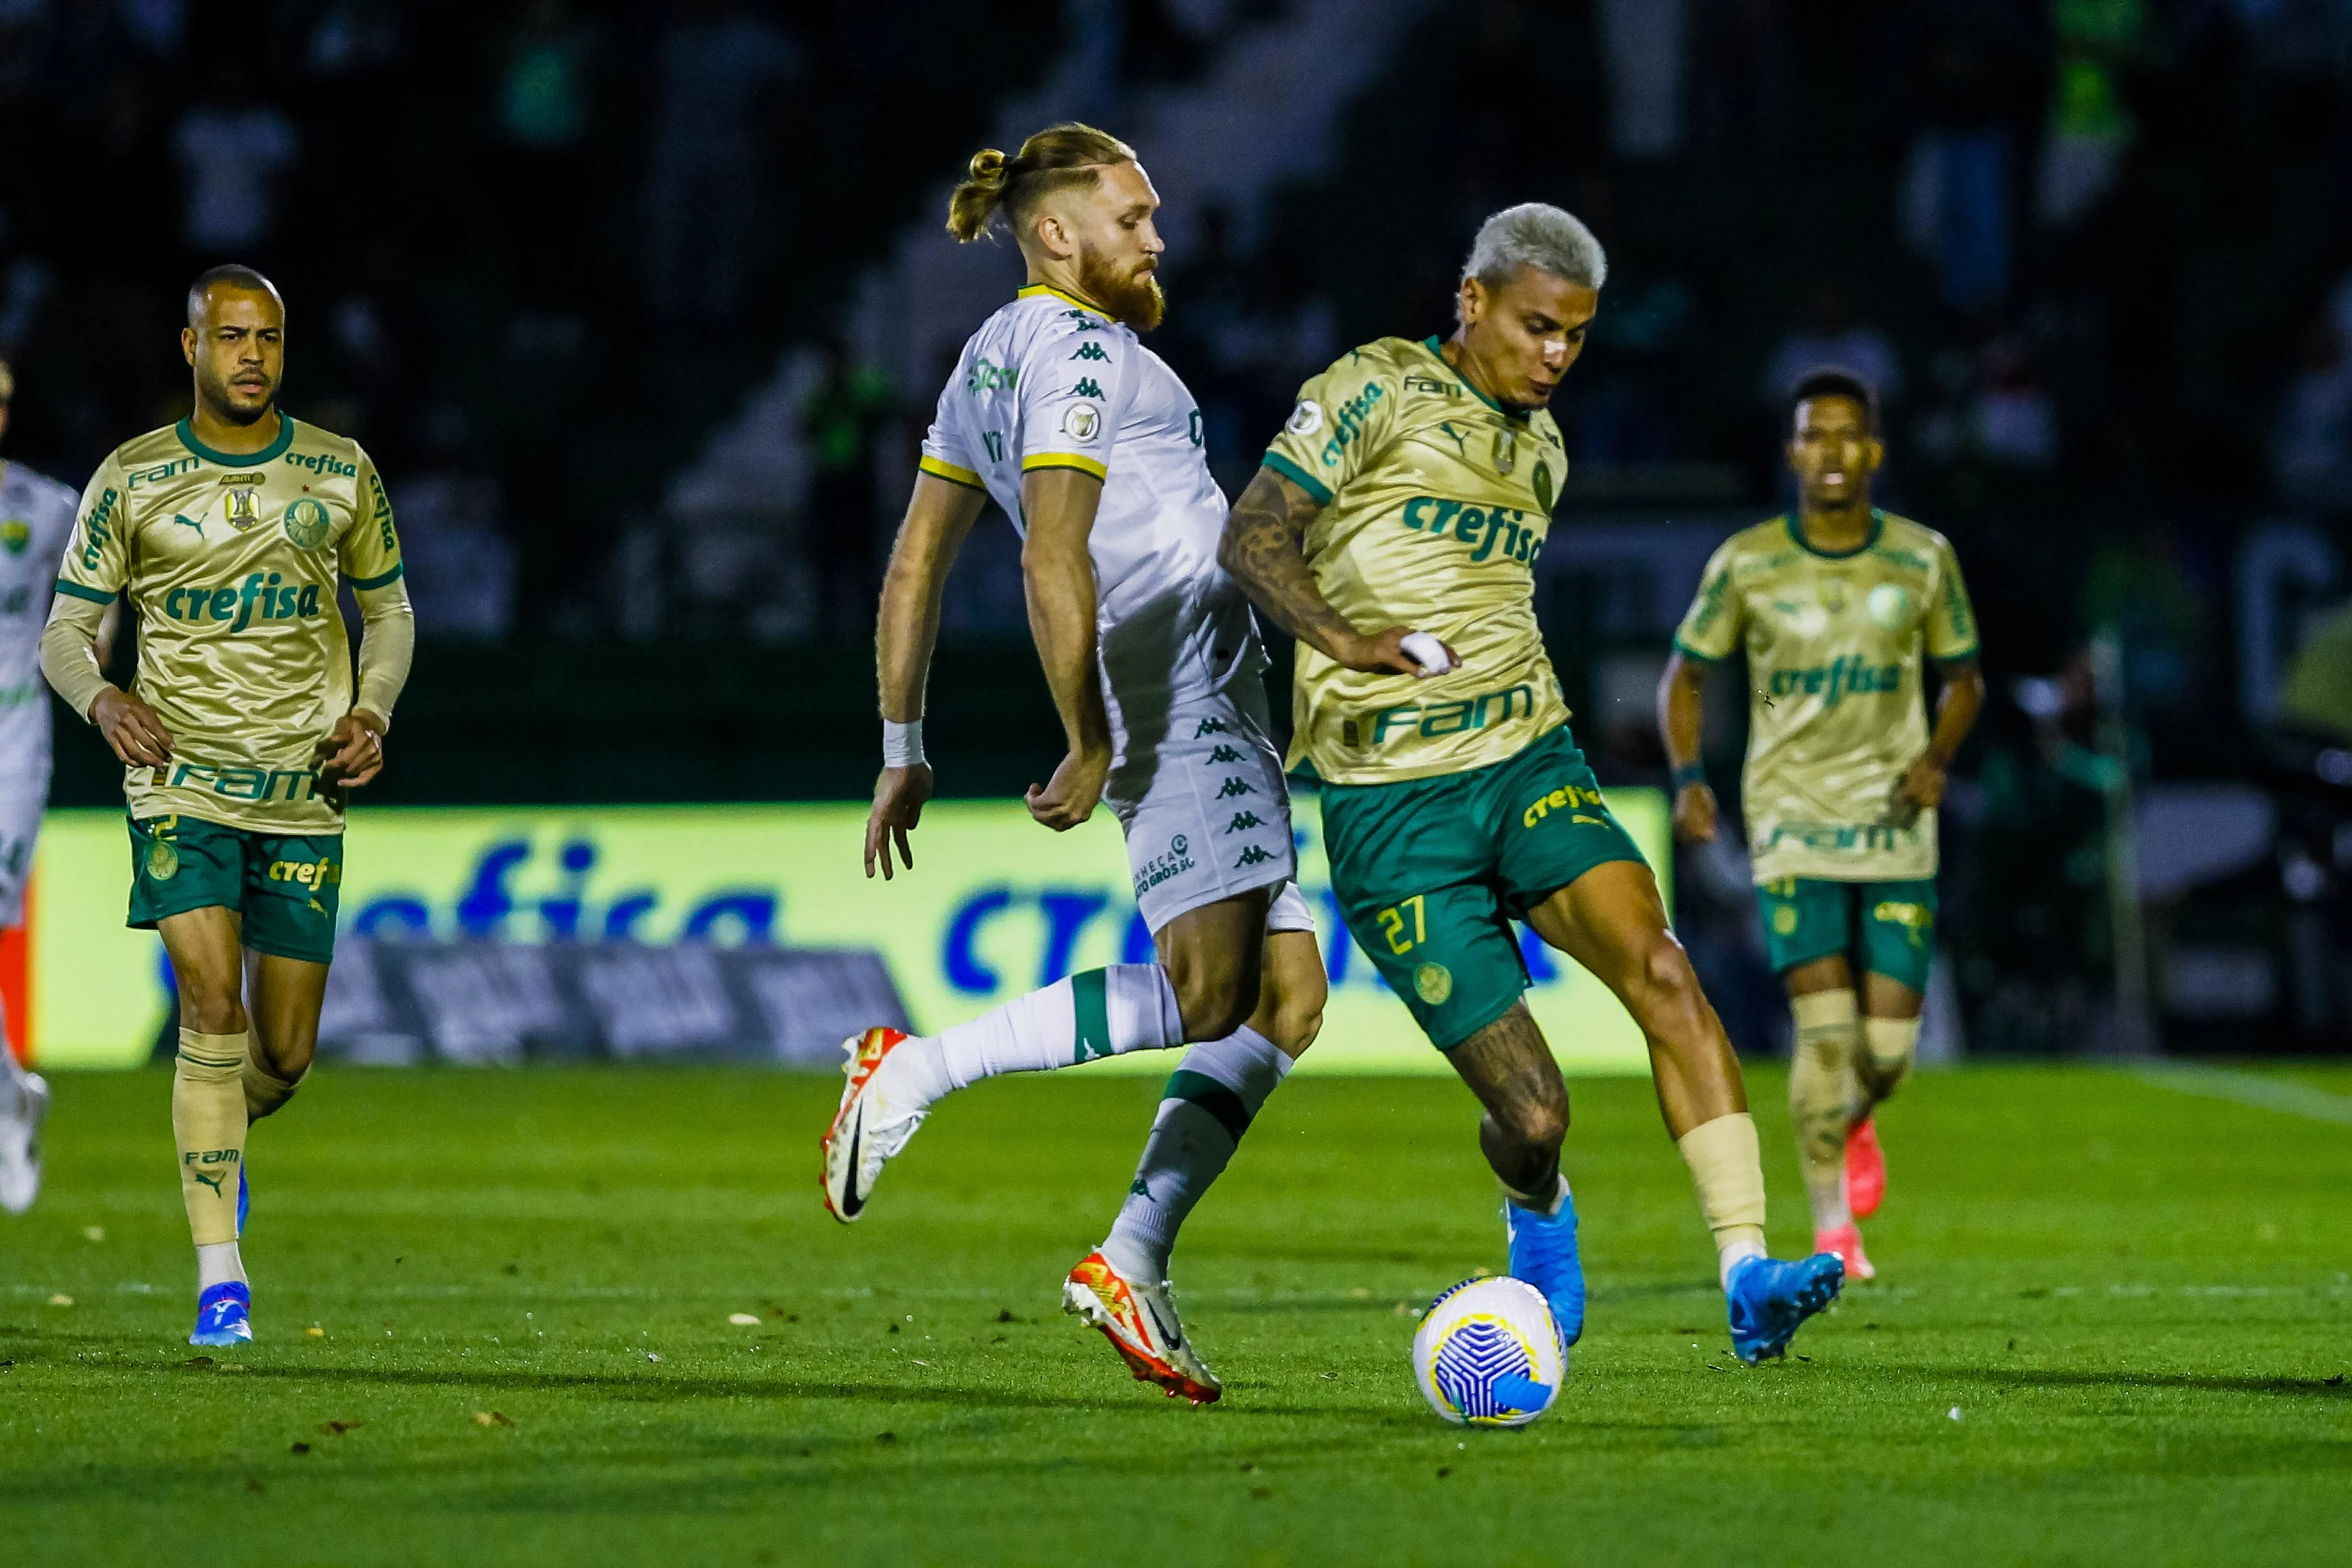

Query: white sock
<box><xmin>880</xmin><ymin>965</ymin><xmax>1184</xmax><ymax>1113</ymax></box>
<box><xmin>1718</xmin><ymin>1234</ymin><xmax>1768</xmax><ymax>1291</ymax></box>
<box><xmin>196</xmin><ymin>1241</ymin><xmax>246</xmax><ymax>1290</ymax></box>
<box><xmin>1100</xmin><ymin>1026</ymin><xmax>1291</xmax><ymax>1282</ymax></box>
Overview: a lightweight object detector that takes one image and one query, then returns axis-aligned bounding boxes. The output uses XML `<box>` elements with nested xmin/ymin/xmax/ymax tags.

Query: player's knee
<box><xmin>1626</xmin><ymin>935</ymin><xmax>1707</xmax><ymax>1030</ymax></box>
<box><xmin>1269</xmin><ymin>978</ymin><xmax>1325</xmax><ymax>1057</ymax></box>
<box><xmin>178</xmin><ymin>985</ymin><xmax>244</xmax><ymax>1036</ymax></box>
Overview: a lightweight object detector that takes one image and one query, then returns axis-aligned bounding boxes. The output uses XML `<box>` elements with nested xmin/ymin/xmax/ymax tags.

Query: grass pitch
<box><xmin>4</xmin><ymin>1062</ymin><xmax>2348</xmax><ymax>1567</ymax></box>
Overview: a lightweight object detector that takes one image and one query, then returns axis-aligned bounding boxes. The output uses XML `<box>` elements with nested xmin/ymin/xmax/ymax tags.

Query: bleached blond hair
<box><xmin>1459</xmin><ymin>203</ymin><xmax>1608</xmax><ymax>311</ymax></box>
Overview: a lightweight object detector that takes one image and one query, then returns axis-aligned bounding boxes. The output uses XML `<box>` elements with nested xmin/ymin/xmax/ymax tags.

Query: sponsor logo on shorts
<box><xmin>1213</xmin><ymin>776</ymin><xmax>1256</xmax><ymax>800</ymax></box>
<box><xmin>1224</xmin><ymin>811</ymin><xmax>1264</xmax><ymax>833</ymax></box>
<box><xmin>1235</xmin><ymin>845</ymin><xmax>1275</xmax><ymax>868</ymax></box>
<box><xmin>1193</xmin><ymin>717</ymin><xmax>1229</xmax><ymax>738</ymax></box>
<box><xmin>1133</xmin><ymin>834</ymin><xmax>1196</xmax><ymax>898</ymax></box>
<box><xmin>1872</xmin><ymin>900</ymin><xmax>1932</xmax><ymax>946</ymax></box>
<box><xmin>1206</xmin><ymin>744</ymin><xmax>1243</xmax><ymax>764</ymax></box>
<box><xmin>1522</xmin><ymin>782</ymin><xmax>1610</xmax><ymax>829</ymax></box>
<box><xmin>268</xmin><ymin>856</ymin><xmax>341</xmax><ymax>891</ymax></box>
<box><xmin>1413</xmin><ymin>962</ymin><xmax>1453</xmax><ymax>1005</ymax></box>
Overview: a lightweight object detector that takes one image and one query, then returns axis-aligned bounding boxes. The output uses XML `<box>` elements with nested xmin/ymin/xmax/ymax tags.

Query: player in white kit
<box><xmin>0</xmin><ymin>358</ymin><xmax>92</xmax><ymax>1213</ymax></box>
<box><xmin>819</xmin><ymin>124</ymin><xmax>1328</xmax><ymax>1404</ymax></box>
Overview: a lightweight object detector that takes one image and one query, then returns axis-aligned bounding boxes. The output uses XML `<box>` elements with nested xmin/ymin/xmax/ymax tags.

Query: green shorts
<box><xmin>1755</xmin><ymin>876</ymin><xmax>1937</xmax><ymax>993</ymax></box>
<box><xmin>1319</xmin><ymin>726</ymin><xmax>1648</xmax><ymax>1049</ymax></box>
<box><xmin>127</xmin><ymin>814</ymin><xmax>344</xmax><ymax>965</ymax></box>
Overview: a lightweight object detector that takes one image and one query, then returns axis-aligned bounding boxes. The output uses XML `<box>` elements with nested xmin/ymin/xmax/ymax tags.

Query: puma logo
<box><xmin>173</xmin><ymin>513</ymin><xmax>204</xmax><ymax>537</ymax></box>
<box><xmin>193</xmin><ymin>1170</ymin><xmax>226</xmax><ymax>1196</ymax></box>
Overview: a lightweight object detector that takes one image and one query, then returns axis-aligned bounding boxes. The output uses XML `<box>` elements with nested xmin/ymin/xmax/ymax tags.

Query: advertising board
<box><xmin>14</xmin><ymin>790</ymin><xmax>1667</xmax><ymax>1075</ymax></box>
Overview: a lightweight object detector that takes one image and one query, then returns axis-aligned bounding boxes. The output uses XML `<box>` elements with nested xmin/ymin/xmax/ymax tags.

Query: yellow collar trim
<box><xmin>1017</xmin><ymin>282</ymin><xmax>1106</xmax><ymax>315</ymax></box>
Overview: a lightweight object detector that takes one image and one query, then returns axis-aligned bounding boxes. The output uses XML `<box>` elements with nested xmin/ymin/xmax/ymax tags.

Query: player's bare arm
<box><xmin>1020</xmin><ymin>465</ymin><xmax>1114</xmax><ymax>830</ymax></box>
<box><xmin>1659</xmin><ymin>651</ymin><xmax>1717</xmax><ymax>843</ymax></box>
<box><xmin>1892</xmin><ymin>659</ymin><xmax>1985</xmax><ymax>820</ymax></box>
<box><xmin>866</xmin><ymin>473</ymin><xmax>988</xmax><ymax>879</ymax></box>
<box><xmin>1217</xmin><ymin>469</ymin><xmax>1450</xmax><ymax>676</ymax></box>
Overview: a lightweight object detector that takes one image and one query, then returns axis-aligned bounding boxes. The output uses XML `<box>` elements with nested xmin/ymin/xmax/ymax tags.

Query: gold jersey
<box><xmin>56</xmin><ymin>417</ymin><xmax>405</xmax><ymax>834</ymax></box>
<box><xmin>1673</xmin><ymin>511</ymin><xmax>1979</xmax><ymax>883</ymax></box>
<box><xmin>1263</xmin><ymin>336</ymin><xmax>1572</xmax><ymax>786</ymax></box>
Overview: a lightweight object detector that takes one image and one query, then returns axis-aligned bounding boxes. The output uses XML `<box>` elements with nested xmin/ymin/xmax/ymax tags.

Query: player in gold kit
<box><xmin>1223</xmin><ymin>205</ymin><xmax>1842</xmax><ymax>1366</ymax></box>
<box><xmin>40</xmin><ymin>266</ymin><xmax>413</xmax><ymax>1345</ymax></box>
<box><xmin>1660</xmin><ymin>369</ymin><xmax>1984</xmax><ymax>1280</ymax></box>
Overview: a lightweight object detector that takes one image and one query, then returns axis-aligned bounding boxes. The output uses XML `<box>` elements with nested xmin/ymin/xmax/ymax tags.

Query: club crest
<box><xmin>0</xmin><ymin>519</ymin><xmax>27</xmax><ymax>555</ymax></box>
<box><xmin>1492</xmin><ymin>428</ymin><xmax>1517</xmax><ymax>476</ymax></box>
<box><xmin>283</xmin><ymin>497</ymin><xmax>332</xmax><ymax>551</ymax></box>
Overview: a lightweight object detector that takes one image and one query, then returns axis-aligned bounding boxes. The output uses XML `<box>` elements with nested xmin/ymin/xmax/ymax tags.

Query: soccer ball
<box><xmin>1412</xmin><ymin>1275</ymin><xmax>1564</xmax><ymax>1428</ymax></box>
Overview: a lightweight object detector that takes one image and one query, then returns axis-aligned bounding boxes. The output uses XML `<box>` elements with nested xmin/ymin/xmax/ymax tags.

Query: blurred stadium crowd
<box><xmin>7</xmin><ymin>0</ymin><xmax>2352</xmax><ymax>1057</ymax></box>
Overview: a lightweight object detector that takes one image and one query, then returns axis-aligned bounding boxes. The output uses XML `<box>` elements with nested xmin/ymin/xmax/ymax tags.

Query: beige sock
<box><xmin>1862</xmin><ymin>1016</ymin><xmax>1919</xmax><ymax>1101</ymax></box>
<box><xmin>242</xmin><ymin>1043</ymin><xmax>305</xmax><ymax>1124</ymax></box>
<box><xmin>1789</xmin><ymin>990</ymin><xmax>1860</xmax><ymax>1233</ymax></box>
<box><xmin>1676</xmin><ymin>1111</ymin><xmax>1768</xmax><ymax>1287</ymax></box>
<box><xmin>173</xmin><ymin>1029</ymin><xmax>249</xmax><ymax>1246</ymax></box>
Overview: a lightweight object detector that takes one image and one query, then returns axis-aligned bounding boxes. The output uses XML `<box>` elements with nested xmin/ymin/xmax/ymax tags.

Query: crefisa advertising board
<box><xmin>8</xmin><ymin>792</ymin><xmax>1668</xmax><ymax>1075</ymax></box>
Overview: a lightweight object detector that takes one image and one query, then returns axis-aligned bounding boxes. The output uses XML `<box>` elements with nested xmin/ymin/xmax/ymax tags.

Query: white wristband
<box><xmin>883</xmin><ymin>718</ymin><xmax>925</xmax><ymax>769</ymax></box>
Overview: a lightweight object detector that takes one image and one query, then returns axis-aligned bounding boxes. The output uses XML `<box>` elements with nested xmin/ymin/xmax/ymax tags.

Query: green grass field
<box><xmin>4</xmin><ymin>1062</ymin><xmax>2348</xmax><ymax>1567</ymax></box>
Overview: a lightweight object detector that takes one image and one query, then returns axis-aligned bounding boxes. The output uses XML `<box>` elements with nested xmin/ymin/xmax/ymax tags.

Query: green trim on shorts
<box><xmin>1320</xmin><ymin>726</ymin><xmax>1649</xmax><ymax>1050</ymax></box>
<box><xmin>1754</xmin><ymin>875</ymin><xmax>1937</xmax><ymax>992</ymax></box>
<box><xmin>126</xmin><ymin>813</ymin><xmax>343</xmax><ymax>965</ymax></box>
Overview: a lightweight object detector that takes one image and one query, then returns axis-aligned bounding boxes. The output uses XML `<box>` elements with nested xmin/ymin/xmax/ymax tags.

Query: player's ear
<box><xmin>181</xmin><ymin>326</ymin><xmax>198</xmax><ymax>367</ymax></box>
<box><xmin>1459</xmin><ymin>277</ymin><xmax>1483</xmax><ymax>326</ymax></box>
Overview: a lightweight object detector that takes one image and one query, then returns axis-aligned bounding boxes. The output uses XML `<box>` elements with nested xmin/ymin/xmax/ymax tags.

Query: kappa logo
<box><xmin>1206</xmin><ymin>744</ymin><xmax>1243</xmax><ymax>764</ymax></box>
<box><xmin>1224</xmin><ymin>811</ymin><xmax>1265</xmax><ymax>833</ymax></box>
<box><xmin>1214</xmin><ymin>776</ymin><xmax>1255</xmax><ymax>800</ymax></box>
<box><xmin>1193</xmin><ymin>716</ymin><xmax>1230</xmax><ymax>738</ymax></box>
<box><xmin>1070</xmin><ymin>342</ymin><xmax>1109</xmax><ymax>362</ymax></box>
<box><xmin>1234</xmin><ymin>846</ymin><xmax>1275</xmax><ymax>868</ymax></box>
<box><xmin>1070</xmin><ymin>377</ymin><xmax>1106</xmax><ymax>400</ymax></box>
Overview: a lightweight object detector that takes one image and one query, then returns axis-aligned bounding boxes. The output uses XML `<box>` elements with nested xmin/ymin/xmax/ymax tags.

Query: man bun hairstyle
<box><xmin>946</xmin><ymin>122</ymin><xmax>1138</xmax><ymax>244</ymax></box>
<box><xmin>186</xmin><ymin>263</ymin><xmax>283</xmax><ymax>328</ymax></box>
<box><xmin>1461</xmin><ymin>203</ymin><xmax>1608</xmax><ymax>299</ymax></box>
<box><xmin>1790</xmin><ymin>367</ymin><xmax>1881</xmax><ymax>434</ymax></box>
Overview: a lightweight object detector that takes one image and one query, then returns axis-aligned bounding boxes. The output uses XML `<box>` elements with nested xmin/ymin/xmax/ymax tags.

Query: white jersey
<box><xmin>0</xmin><ymin>458</ymin><xmax>80</xmax><ymax>782</ymax></box>
<box><xmin>918</xmin><ymin>283</ymin><xmax>1264</xmax><ymax>728</ymax></box>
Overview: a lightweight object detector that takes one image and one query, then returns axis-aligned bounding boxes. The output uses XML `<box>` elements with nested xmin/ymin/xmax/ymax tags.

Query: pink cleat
<box><xmin>1814</xmin><ymin>1222</ymin><xmax>1876</xmax><ymax>1282</ymax></box>
<box><xmin>1844</xmin><ymin>1117</ymin><xmax>1886</xmax><ymax>1220</ymax></box>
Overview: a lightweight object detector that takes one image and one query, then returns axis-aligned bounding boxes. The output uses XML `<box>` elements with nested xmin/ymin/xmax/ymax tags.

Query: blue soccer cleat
<box><xmin>1726</xmin><ymin>1252</ymin><xmax>1844</xmax><ymax>1363</ymax></box>
<box><xmin>237</xmin><ymin>1166</ymin><xmax>249</xmax><ymax>1234</ymax></box>
<box><xmin>1503</xmin><ymin>1182</ymin><xmax>1586</xmax><ymax>1347</ymax></box>
<box><xmin>189</xmin><ymin>1281</ymin><xmax>253</xmax><ymax>1347</ymax></box>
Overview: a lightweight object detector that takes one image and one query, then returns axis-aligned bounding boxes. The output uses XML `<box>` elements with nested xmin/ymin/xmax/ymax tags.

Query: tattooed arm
<box><xmin>1217</xmin><ymin>468</ymin><xmax>1443</xmax><ymax>676</ymax></box>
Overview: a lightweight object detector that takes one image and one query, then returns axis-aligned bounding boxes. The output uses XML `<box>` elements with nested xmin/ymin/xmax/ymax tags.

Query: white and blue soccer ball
<box><xmin>1413</xmin><ymin>1275</ymin><xmax>1564</xmax><ymax>1428</ymax></box>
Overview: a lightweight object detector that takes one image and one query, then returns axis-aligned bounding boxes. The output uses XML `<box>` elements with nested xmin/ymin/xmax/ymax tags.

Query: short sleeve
<box><xmin>917</xmin><ymin>377</ymin><xmax>985</xmax><ymax>491</ymax></box>
<box><xmin>1673</xmin><ymin>538</ymin><xmax>1745</xmax><ymax>663</ymax></box>
<box><xmin>340</xmin><ymin>447</ymin><xmax>406</xmax><ymax>589</ymax></box>
<box><xmin>1261</xmin><ymin>348</ymin><xmax>1399</xmax><ymax>506</ymax></box>
<box><xmin>1927</xmin><ymin>535</ymin><xmax>1979</xmax><ymax>664</ymax></box>
<box><xmin>55</xmin><ymin>455</ymin><xmax>130</xmax><ymax>606</ymax></box>
<box><xmin>1014</xmin><ymin>312</ymin><xmax>1131</xmax><ymax>481</ymax></box>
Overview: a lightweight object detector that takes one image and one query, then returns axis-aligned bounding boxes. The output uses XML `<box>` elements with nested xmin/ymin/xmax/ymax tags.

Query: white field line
<box><xmin>2126</xmin><ymin>1063</ymin><xmax>2352</xmax><ymax>1126</ymax></box>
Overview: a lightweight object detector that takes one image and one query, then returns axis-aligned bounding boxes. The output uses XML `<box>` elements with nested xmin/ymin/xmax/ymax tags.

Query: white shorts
<box><xmin>1108</xmin><ymin>684</ymin><xmax>1305</xmax><ymax>935</ymax></box>
<box><xmin>0</xmin><ymin>773</ymin><xmax>46</xmax><ymax>929</ymax></box>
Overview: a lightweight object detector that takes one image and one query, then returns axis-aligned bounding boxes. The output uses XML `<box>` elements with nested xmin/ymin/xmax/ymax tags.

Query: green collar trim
<box><xmin>177</xmin><ymin>414</ymin><xmax>295</xmax><ymax>467</ymax></box>
<box><xmin>1785</xmin><ymin>508</ymin><xmax>1883</xmax><ymax>560</ymax></box>
<box><xmin>1018</xmin><ymin>282</ymin><xmax>1106</xmax><ymax>316</ymax></box>
<box><xmin>1420</xmin><ymin>336</ymin><xmax>1525</xmax><ymax>420</ymax></box>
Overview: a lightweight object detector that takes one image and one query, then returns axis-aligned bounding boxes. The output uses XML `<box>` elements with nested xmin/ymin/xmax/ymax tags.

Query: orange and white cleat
<box><xmin>820</xmin><ymin>1027</ymin><xmax>927</xmax><ymax>1224</ymax></box>
<box><xmin>1814</xmin><ymin>1221</ymin><xmax>1876</xmax><ymax>1282</ymax></box>
<box><xmin>1062</xmin><ymin>1250</ymin><xmax>1221</xmax><ymax>1405</ymax></box>
<box><xmin>1845</xmin><ymin>1117</ymin><xmax>1886</xmax><ymax>1219</ymax></box>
